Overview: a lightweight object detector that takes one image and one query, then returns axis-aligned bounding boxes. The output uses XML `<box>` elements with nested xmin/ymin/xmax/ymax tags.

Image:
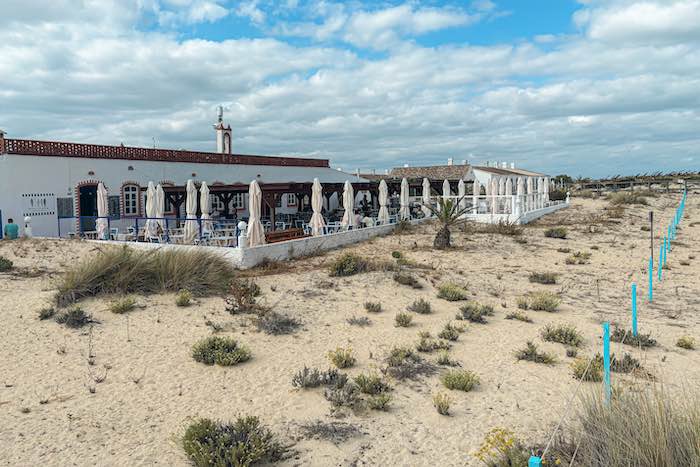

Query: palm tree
<box><xmin>423</xmin><ymin>197</ymin><xmax>471</xmax><ymax>249</ymax></box>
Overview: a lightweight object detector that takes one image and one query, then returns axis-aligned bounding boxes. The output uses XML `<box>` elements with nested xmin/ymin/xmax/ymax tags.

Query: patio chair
<box><xmin>109</xmin><ymin>227</ymin><xmax>119</xmax><ymax>240</ymax></box>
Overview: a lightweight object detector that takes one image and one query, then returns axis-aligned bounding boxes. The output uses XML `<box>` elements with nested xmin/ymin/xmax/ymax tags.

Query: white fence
<box><xmin>433</xmin><ymin>193</ymin><xmax>569</xmax><ymax>225</ymax></box>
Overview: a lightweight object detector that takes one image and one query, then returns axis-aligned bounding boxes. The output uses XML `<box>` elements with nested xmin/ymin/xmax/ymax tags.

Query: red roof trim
<box><xmin>4</xmin><ymin>138</ymin><xmax>329</xmax><ymax>168</ymax></box>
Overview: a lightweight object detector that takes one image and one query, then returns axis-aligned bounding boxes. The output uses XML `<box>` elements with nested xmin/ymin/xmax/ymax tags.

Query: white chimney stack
<box><xmin>447</xmin><ymin>158</ymin><xmax>453</xmax><ymax>166</ymax></box>
<box><xmin>510</xmin><ymin>162</ymin><xmax>515</xmax><ymax>169</ymax></box>
<box><xmin>404</xmin><ymin>163</ymin><xmax>409</xmax><ymax>168</ymax></box>
<box><xmin>501</xmin><ymin>161</ymin><xmax>508</xmax><ymax>169</ymax></box>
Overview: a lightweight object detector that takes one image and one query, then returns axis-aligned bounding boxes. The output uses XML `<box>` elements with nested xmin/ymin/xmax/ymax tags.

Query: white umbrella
<box><xmin>309</xmin><ymin>178</ymin><xmax>326</xmax><ymax>236</ymax></box>
<box><xmin>457</xmin><ymin>179</ymin><xmax>467</xmax><ymax>212</ymax></box>
<box><xmin>399</xmin><ymin>178</ymin><xmax>410</xmax><ymax>220</ymax></box>
<box><xmin>246</xmin><ymin>180</ymin><xmax>266</xmax><ymax>246</ymax></box>
<box><xmin>421</xmin><ymin>178</ymin><xmax>432</xmax><ymax>218</ymax></box>
<box><xmin>155</xmin><ymin>184</ymin><xmax>165</xmax><ymax>232</ymax></box>
<box><xmin>96</xmin><ymin>182</ymin><xmax>109</xmax><ymax>240</ymax></box>
<box><xmin>340</xmin><ymin>180</ymin><xmax>355</xmax><ymax>230</ymax></box>
<box><xmin>544</xmin><ymin>176</ymin><xmax>550</xmax><ymax>204</ymax></box>
<box><xmin>505</xmin><ymin>177</ymin><xmax>513</xmax><ymax>196</ymax></box>
<box><xmin>378</xmin><ymin>179</ymin><xmax>390</xmax><ymax>225</ymax></box>
<box><xmin>145</xmin><ymin>181</ymin><xmax>158</xmax><ymax>238</ymax></box>
<box><xmin>499</xmin><ymin>177</ymin><xmax>505</xmax><ymax>196</ymax></box>
<box><xmin>183</xmin><ymin>180</ymin><xmax>199</xmax><ymax>244</ymax></box>
<box><xmin>526</xmin><ymin>177</ymin><xmax>534</xmax><ymax>212</ymax></box>
<box><xmin>491</xmin><ymin>177</ymin><xmax>499</xmax><ymax>214</ymax></box>
<box><xmin>442</xmin><ymin>179</ymin><xmax>451</xmax><ymax>199</ymax></box>
<box><xmin>472</xmin><ymin>178</ymin><xmax>481</xmax><ymax>214</ymax></box>
<box><xmin>200</xmin><ymin>181</ymin><xmax>213</xmax><ymax>233</ymax></box>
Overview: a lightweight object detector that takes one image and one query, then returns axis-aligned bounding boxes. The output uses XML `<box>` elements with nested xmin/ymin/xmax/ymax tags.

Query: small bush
<box><xmin>433</xmin><ymin>392</ymin><xmax>451</xmax><ymax>415</ymax></box>
<box><xmin>109</xmin><ymin>296</ymin><xmax>136</xmax><ymax>314</ymax></box>
<box><xmin>253</xmin><ymin>310</ymin><xmax>301</xmax><ymax>335</ymax></box>
<box><xmin>55</xmin><ymin>307</ymin><xmax>92</xmax><ymax>328</ymax></box>
<box><xmin>437</xmin><ymin>283</ymin><xmax>469</xmax><ymax>301</ymax></box>
<box><xmin>182</xmin><ymin>417</ymin><xmax>286</xmax><ymax>466</ymax></box>
<box><xmin>529</xmin><ymin>291</ymin><xmax>560</xmax><ymax>312</ymax></box>
<box><xmin>38</xmin><ymin>307</ymin><xmax>56</xmax><ymax>320</ymax></box>
<box><xmin>192</xmin><ymin>336</ymin><xmax>251</xmax><ymax>366</ymax></box>
<box><xmin>456</xmin><ymin>302</ymin><xmax>494</xmax><ymax>323</ymax></box>
<box><xmin>557</xmin><ymin>247</ymin><xmax>571</xmax><ymax>253</ymax></box>
<box><xmin>416</xmin><ymin>333</ymin><xmax>451</xmax><ymax>353</ymax></box>
<box><xmin>354</xmin><ymin>373</ymin><xmax>390</xmax><ymax>395</ymax></box>
<box><xmin>291</xmin><ymin>367</ymin><xmax>346</xmax><ymax>389</ymax></box>
<box><xmin>436</xmin><ymin>350</ymin><xmax>458</xmax><ymax>366</ymax></box>
<box><xmin>541</xmin><ymin>323</ymin><xmax>583</xmax><ymax>347</ymax></box>
<box><xmin>505</xmin><ymin>311</ymin><xmax>532</xmax><ymax>323</ymax></box>
<box><xmin>393</xmin><ymin>272</ymin><xmax>422</xmax><ymax>289</ymax></box>
<box><xmin>607</xmin><ymin>192</ymin><xmax>648</xmax><ymax>206</ymax></box>
<box><xmin>516</xmin><ymin>297</ymin><xmax>529</xmax><ymax>310</ymax></box>
<box><xmin>544</xmin><ymin>227</ymin><xmax>568</xmax><ymax>239</ymax></box>
<box><xmin>367</xmin><ymin>394</ymin><xmax>392</xmax><ymax>411</ymax></box>
<box><xmin>347</xmin><ymin>316</ymin><xmax>371</xmax><ymax>326</ymax></box>
<box><xmin>225</xmin><ymin>278</ymin><xmax>261</xmax><ymax>314</ymax></box>
<box><xmin>329</xmin><ymin>253</ymin><xmax>370</xmax><ymax>277</ymax></box>
<box><xmin>515</xmin><ymin>341</ymin><xmax>556</xmax><ymax>364</ymax></box>
<box><xmin>611</xmin><ymin>327</ymin><xmax>657</xmax><ymax>348</ymax></box>
<box><xmin>478</xmin><ymin>219</ymin><xmax>524</xmax><ymax>237</ymax></box>
<box><xmin>611</xmin><ymin>352</ymin><xmax>641</xmax><ymax>374</ymax></box>
<box><xmin>364</xmin><ymin>301</ymin><xmax>382</xmax><ymax>313</ymax></box>
<box><xmin>571</xmin><ymin>355</ymin><xmax>603</xmax><ymax>381</ymax></box>
<box><xmin>407</xmin><ymin>298</ymin><xmax>431</xmax><ymax>314</ymax></box>
<box><xmin>175</xmin><ymin>289</ymin><xmax>193</xmax><ymax>307</ymax></box>
<box><xmin>324</xmin><ymin>380</ymin><xmax>362</xmax><ymax>410</ymax></box>
<box><xmin>441</xmin><ymin>369</ymin><xmax>479</xmax><ymax>392</ymax></box>
<box><xmin>0</xmin><ymin>256</ymin><xmax>14</xmax><ymax>272</ymax></box>
<box><xmin>438</xmin><ymin>322</ymin><xmax>461</xmax><ymax>341</ymax></box>
<box><xmin>384</xmin><ymin>346</ymin><xmax>437</xmax><ymax>380</ymax></box>
<box><xmin>677</xmin><ymin>335</ymin><xmax>695</xmax><ymax>350</ymax></box>
<box><xmin>394</xmin><ymin>311</ymin><xmax>414</xmax><ymax>327</ymax></box>
<box><xmin>529</xmin><ymin>272</ymin><xmax>557</xmax><ymax>285</ymax></box>
<box><xmin>327</xmin><ymin>347</ymin><xmax>356</xmax><ymax>369</ymax></box>
<box><xmin>565</xmin><ymin>251</ymin><xmax>592</xmax><ymax>265</ymax></box>
<box><xmin>391</xmin><ymin>251</ymin><xmax>403</xmax><ymax>259</ymax></box>
<box><xmin>475</xmin><ymin>428</ymin><xmax>539</xmax><ymax>466</ymax></box>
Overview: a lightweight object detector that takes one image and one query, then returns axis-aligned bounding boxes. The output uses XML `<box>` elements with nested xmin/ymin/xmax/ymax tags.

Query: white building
<box><xmin>0</xmin><ymin>114</ymin><xmax>368</xmax><ymax>238</ymax></box>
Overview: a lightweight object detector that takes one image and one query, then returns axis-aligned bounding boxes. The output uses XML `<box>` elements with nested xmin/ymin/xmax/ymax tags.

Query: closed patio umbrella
<box><xmin>526</xmin><ymin>177</ymin><xmax>534</xmax><ymax>212</ymax></box>
<box><xmin>96</xmin><ymin>182</ymin><xmax>109</xmax><ymax>240</ymax></box>
<box><xmin>472</xmin><ymin>178</ymin><xmax>481</xmax><ymax>214</ymax></box>
<box><xmin>421</xmin><ymin>178</ymin><xmax>432</xmax><ymax>218</ymax></box>
<box><xmin>309</xmin><ymin>178</ymin><xmax>326</xmax><ymax>236</ymax></box>
<box><xmin>505</xmin><ymin>177</ymin><xmax>513</xmax><ymax>214</ymax></box>
<box><xmin>340</xmin><ymin>180</ymin><xmax>355</xmax><ymax>229</ymax></box>
<box><xmin>517</xmin><ymin>177</ymin><xmax>525</xmax><ymax>215</ymax></box>
<box><xmin>442</xmin><ymin>179</ymin><xmax>451</xmax><ymax>199</ymax></box>
<box><xmin>399</xmin><ymin>178</ymin><xmax>410</xmax><ymax>220</ymax></box>
<box><xmin>246</xmin><ymin>180</ymin><xmax>266</xmax><ymax>247</ymax></box>
<box><xmin>155</xmin><ymin>184</ymin><xmax>165</xmax><ymax>232</ymax></box>
<box><xmin>378</xmin><ymin>179</ymin><xmax>390</xmax><ymax>225</ymax></box>
<box><xmin>458</xmin><ymin>179</ymin><xmax>467</xmax><ymax>212</ymax></box>
<box><xmin>491</xmin><ymin>177</ymin><xmax>499</xmax><ymax>214</ymax></box>
<box><xmin>145</xmin><ymin>181</ymin><xmax>159</xmax><ymax>239</ymax></box>
<box><xmin>183</xmin><ymin>179</ymin><xmax>198</xmax><ymax>244</ymax></box>
<box><xmin>200</xmin><ymin>181</ymin><xmax>213</xmax><ymax>233</ymax></box>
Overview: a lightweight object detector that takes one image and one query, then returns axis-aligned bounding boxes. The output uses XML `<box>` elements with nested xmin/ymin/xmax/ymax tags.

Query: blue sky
<box><xmin>2</xmin><ymin>0</ymin><xmax>699</xmax><ymax>178</ymax></box>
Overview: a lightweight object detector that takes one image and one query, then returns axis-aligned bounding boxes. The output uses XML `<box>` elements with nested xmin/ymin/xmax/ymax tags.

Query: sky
<box><xmin>1</xmin><ymin>0</ymin><xmax>699</xmax><ymax>178</ymax></box>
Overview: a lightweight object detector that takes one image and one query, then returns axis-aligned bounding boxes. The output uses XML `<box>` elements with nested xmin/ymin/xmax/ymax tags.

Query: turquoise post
<box><xmin>648</xmin><ymin>257</ymin><xmax>653</xmax><ymax>302</ymax></box>
<box><xmin>603</xmin><ymin>322</ymin><xmax>611</xmax><ymax>405</ymax></box>
<box><xmin>632</xmin><ymin>283</ymin><xmax>638</xmax><ymax>337</ymax></box>
<box><xmin>529</xmin><ymin>456</ymin><xmax>542</xmax><ymax>467</ymax></box>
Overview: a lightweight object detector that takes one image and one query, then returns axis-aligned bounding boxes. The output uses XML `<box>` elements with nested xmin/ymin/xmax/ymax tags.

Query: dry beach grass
<box><xmin>0</xmin><ymin>194</ymin><xmax>699</xmax><ymax>466</ymax></box>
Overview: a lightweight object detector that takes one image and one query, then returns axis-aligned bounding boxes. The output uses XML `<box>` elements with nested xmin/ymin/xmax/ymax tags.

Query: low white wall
<box><xmin>464</xmin><ymin>200</ymin><xmax>568</xmax><ymax>225</ymax></box>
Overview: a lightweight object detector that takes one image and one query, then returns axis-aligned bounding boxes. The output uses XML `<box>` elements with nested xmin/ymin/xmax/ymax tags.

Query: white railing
<box><xmin>424</xmin><ymin>193</ymin><xmax>569</xmax><ymax>223</ymax></box>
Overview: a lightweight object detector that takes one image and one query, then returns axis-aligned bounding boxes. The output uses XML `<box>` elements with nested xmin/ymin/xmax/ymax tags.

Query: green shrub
<box><xmin>565</xmin><ymin>251</ymin><xmax>592</xmax><ymax>265</ymax></box>
<box><xmin>505</xmin><ymin>311</ymin><xmax>532</xmax><ymax>323</ymax></box>
<box><xmin>55</xmin><ymin>246</ymin><xmax>235</xmax><ymax>306</ymax></box>
<box><xmin>394</xmin><ymin>311</ymin><xmax>414</xmax><ymax>327</ymax></box>
<box><xmin>324</xmin><ymin>380</ymin><xmax>362</xmax><ymax>410</ymax></box>
<box><xmin>225</xmin><ymin>278</ymin><xmax>261</xmax><ymax>314</ymax></box>
<box><xmin>346</xmin><ymin>316</ymin><xmax>371</xmax><ymax>326</ymax></box>
<box><xmin>544</xmin><ymin>227</ymin><xmax>568</xmax><ymax>239</ymax></box>
<box><xmin>529</xmin><ymin>291</ymin><xmax>560</xmax><ymax>312</ymax></box>
<box><xmin>677</xmin><ymin>335</ymin><xmax>695</xmax><ymax>350</ymax></box>
<box><xmin>611</xmin><ymin>327</ymin><xmax>657</xmax><ymax>348</ymax></box>
<box><xmin>529</xmin><ymin>272</ymin><xmax>557</xmax><ymax>285</ymax></box>
<box><xmin>182</xmin><ymin>417</ymin><xmax>286</xmax><ymax>466</ymax></box>
<box><xmin>192</xmin><ymin>336</ymin><xmax>251</xmax><ymax>366</ymax></box>
<box><xmin>327</xmin><ymin>347</ymin><xmax>356</xmax><ymax>369</ymax></box>
<box><xmin>611</xmin><ymin>353</ymin><xmax>641</xmax><ymax>374</ymax></box>
<box><xmin>354</xmin><ymin>373</ymin><xmax>390</xmax><ymax>395</ymax></box>
<box><xmin>329</xmin><ymin>253</ymin><xmax>370</xmax><ymax>277</ymax></box>
<box><xmin>433</xmin><ymin>392</ymin><xmax>451</xmax><ymax>415</ymax></box>
<box><xmin>541</xmin><ymin>323</ymin><xmax>583</xmax><ymax>347</ymax></box>
<box><xmin>38</xmin><ymin>307</ymin><xmax>56</xmax><ymax>320</ymax></box>
<box><xmin>407</xmin><ymin>298</ymin><xmax>431</xmax><ymax>314</ymax></box>
<box><xmin>441</xmin><ymin>369</ymin><xmax>479</xmax><ymax>392</ymax></box>
<box><xmin>252</xmin><ymin>310</ymin><xmax>301</xmax><ymax>335</ymax></box>
<box><xmin>55</xmin><ymin>307</ymin><xmax>92</xmax><ymax>328</ymax></box>
<box><xmin>416</xmin><ymin>333</ymin><xmax>451</xmax><ymax>353</ymax></box>
<box><xmin>437</xmin><ymin>283</ymin><xmax>469</xmax><ymax>301</ymax></box>
<box><xmin>436</xmin><ymin>350</ymin><xmax>457</xmax><ymax>366</ymax></box>
<box><xmin>475</xmin><ymin>428</ymin><xmax>543</xmax><ymax>466</ymax></box>
<box><xmin>456</xmin><ymin>302</ymin><xmax>494</xmax><ymax>323</ymax></box>
<box><xmin>438</xmin><ymin>322</ymin><xmax>461</xmax><ymax>341</ymax></box>
<box><xmin>391</xmin><ymin>251</ymin><xmax>403</xmax><ymax>259</ymax></box>
<box><xmin>109</xmin><ymin>296</ymin><xmax>136</xmax><ymax>314</ymax></box>
<box><xmin>516</xmin><ymin>297</ymin><xmax>529</xmax><ymax>310</ymax></box>
<box><xmin>364</xmin><ymin>301</ymin><xmax>382</xmax><ymax>313</ymax></box>
<box><xmin>175</xmin><ymin>289</ymin><xmax>193</xmax><ymax>307</ymax></box>
<box><xmin>571</xmin><ymin>355</ymin><xmax>603</xmax><ymax>381</ymax></box>
<box><xmin>566</xmin><ymin>348</ymin><xmax>578</xmax><ymax>358</ymax></box>
<box><xmin>368</xmin><ymin>394</ymin><xmax>391</xmax><ymax>411</ymax></box>
<box><xmin>384</xmin><ymin>346</ymin><xmax>437</xmax><ymax>380</ymax></box>
<box><xmin>291</xmin><ymin>367</ymin><xmax>346</xmax><ymax>389</ymax></box>
<box><xmin>515</xmin><ymin>341</ymin><xmax>556</xmax><ymax>364</ymax></box>
<box><xmin>0</xmin><ymin>256</ymin><xmax>13</xmax><ymax>272</ymax></box>
<box><xmin>607</xmin><ymin>192</ymin><xmax>648</xmax><ymax>206</ymax></box>
<box><xmin>393</xmin><ymin>272</ymin><xmax>422</xmax><ymax>289</ymax></box>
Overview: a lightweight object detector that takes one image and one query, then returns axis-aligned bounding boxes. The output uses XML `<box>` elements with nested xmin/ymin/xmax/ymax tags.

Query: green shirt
<box><xmin>3</xmin><ymin>223</ymin><xmax>19</xmax><ymax>240</ymax></box>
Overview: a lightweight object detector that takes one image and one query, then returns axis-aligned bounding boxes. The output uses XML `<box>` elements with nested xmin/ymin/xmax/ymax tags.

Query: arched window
<box><xmin>122</xmin><ymin>183</ymin><xmax>140</xmax><ymax>217</ymax></box>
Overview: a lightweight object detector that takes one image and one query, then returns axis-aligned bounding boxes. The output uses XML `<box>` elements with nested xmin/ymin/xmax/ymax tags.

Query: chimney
<box><xmin>0</xmin><ymin>129</ymin><xmax>5</xmax><ymax>154</ymax></box>
<box><xmin>385</xmin><ymin>169</ymin><xmax>389</xmax><ymax>175</ymax></box>
<box><xmin>447</xmin><ymin>158</ymin><xmax>453</xmax><ymax>166</ymax></box>
<box><xmin>214</xmin><ymin>106</ymin><xmax>232</xmax><ymax>155</ymax></box>
<box><xmin>501</xmin><ymin>161</ymin><xmax>507</xmax><ymax>169</ymax></box>
<box><xmin>510</xmin><ymin>162</ymin><xmax>515</xmax><ymax>169</ymax></box>
<box><xmin>355</xmin><ymin>168</ymin><xmax>360</xmax><ymax>177</ymax></box>
<box><xmin>404</xmin><ymin>163</ymin><xmax>409</xmax><ymax>168</ymax></box>
<box><xmin>462</xmin><ymin>159</ymin><xmax>467</xmax><ymax>165</ymax></box>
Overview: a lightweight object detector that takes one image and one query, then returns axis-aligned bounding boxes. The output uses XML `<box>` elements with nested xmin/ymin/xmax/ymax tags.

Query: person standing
<box><xmin>3</xmin><ymin>218</ymin><xmax>19</xmax><ymax>240</ymax></box>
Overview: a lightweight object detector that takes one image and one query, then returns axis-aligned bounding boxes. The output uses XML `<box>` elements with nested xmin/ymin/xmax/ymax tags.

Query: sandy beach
<box><xmin>1</xmin><ymin>194</ymin><xmax>698</xmax><ymax>466</ymax></box>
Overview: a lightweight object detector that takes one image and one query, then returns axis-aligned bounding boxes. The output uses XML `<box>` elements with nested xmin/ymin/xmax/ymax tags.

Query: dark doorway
<box><xmin>79</xmin><ymin>185</ymin><xmax>97</xmax><ymax>232</ymax></box>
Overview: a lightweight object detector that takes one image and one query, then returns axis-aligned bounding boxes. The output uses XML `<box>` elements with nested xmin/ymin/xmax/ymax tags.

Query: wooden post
<box><xmin>649</xmin><ymin>211</ymin><xmax>654</xmax><ymax>264</ymax></box>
